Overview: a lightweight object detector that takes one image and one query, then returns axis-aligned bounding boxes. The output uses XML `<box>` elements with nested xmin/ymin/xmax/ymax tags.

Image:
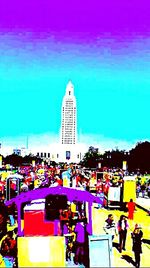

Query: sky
<box><xmin>0</xmin><ymin>0</ymin><xmax>150</xmax><ymax>152</ymax></box>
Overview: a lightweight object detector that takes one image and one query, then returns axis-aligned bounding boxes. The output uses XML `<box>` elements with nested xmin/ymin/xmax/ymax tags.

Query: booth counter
<box><xmin>18</xmin><ymin>236</ymin><xmax>66</xmax><ymax>267</ymax></box>
<box><xmin>24</xmin><ymin>200</ymin><xmax>61</xmax><ymax>236</ymax></box>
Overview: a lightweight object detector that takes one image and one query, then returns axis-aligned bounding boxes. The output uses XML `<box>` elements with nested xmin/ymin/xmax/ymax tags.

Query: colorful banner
<box><xmin>90</xmin><ymin>177</ymin><xmax>97</xmax><ymax>187</ymax></box>
<box><xmin>0</xmin><ymin>156</ymin><xmax>2</xmax><ymax>168</ymax></box>
<box><xmin>123</xmin><ymin>180</ymin><xmax>136</xmax><ymax>202</ymax></box>
<box><xmin>122</xmin><ymin>161</ymin><xmax>127</xmax><ymax>170</ymax></box>
<box><xmin>62</xmin><ymin>170</ymin><xmax>71</xmax><ymax>187</ymax></box>
<box><xmin>66</xmin><ymin>151</ymin><xmax>71</xmax><ymax>160</ymax></box>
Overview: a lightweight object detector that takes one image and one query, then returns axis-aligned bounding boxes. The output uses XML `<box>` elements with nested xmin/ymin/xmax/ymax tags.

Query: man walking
<box><xmin>131</xmin><ymin>224</ymin><xmax>143</xmax><ymax>268</ymax></box>
<box><xmin>117</xmin><ymin>215</ymin><xmax>129</xmax><ymax>252</ymax></box>
<box><xmin>103</xmin><ymin>214</ymin><xmax>117</xmax><ymax>240</ymax></box>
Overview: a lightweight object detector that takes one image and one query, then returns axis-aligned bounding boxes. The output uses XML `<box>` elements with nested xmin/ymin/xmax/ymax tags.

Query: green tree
<box><xmin>4</xmin><ymin>153</ymin><xmax>23</xmax><ymax>167</ymax></box>
<box><xmin>128</xmin><ymin>141</ymin><xmax>150</xmax><ymax>173</ymax></box>
<box><xmin>23</xmin><ymin>154</ymin><xmax>42</xmax><ymax>165</ymax></box>
<box><xmin>80</xmin><ymin>146</ymin><xmax>100</xmax><ymax>168</ymax></box>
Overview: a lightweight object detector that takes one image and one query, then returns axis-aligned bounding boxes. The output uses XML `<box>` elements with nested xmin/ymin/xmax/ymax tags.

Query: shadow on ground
<box><xmin>121</xmin><ymin>254</ymin><xmax>135</xmax><ymax>266</ymax></box>
<box><xmin>142</xmin><ymin>238</ymin><xmax>150</xmax><ymax>245</ymax></box>
<box><xmin>113</xmin><ymin>242</ymin><xmax>120</xmax><ymax>253</ymax></box>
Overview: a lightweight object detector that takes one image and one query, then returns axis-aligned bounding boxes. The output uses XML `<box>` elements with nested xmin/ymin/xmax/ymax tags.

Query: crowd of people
<box><xmin>103</xmin><ymin>213</ymin><xmax>143</xmax><ymax>268</ymax></box>
<box><xmin>0</xmin><ymin>164</ymin><xmax>147</xmax><ymax>267</ymax></box>
<box><xmin>136</xmin><ymin>177</ymin><xmax>150</xmax><ymax>198</ymax></box>
<box><xmin>0</xmin><ymin>197</ymin><xmax>18</xmax><ymax>267</ymax></box>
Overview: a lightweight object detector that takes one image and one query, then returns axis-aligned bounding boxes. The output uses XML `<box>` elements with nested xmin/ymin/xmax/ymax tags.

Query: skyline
<box><xmin>0</xmin><ymin>1</ymin><xmax>150</xmax><ymax>153</ymax></box>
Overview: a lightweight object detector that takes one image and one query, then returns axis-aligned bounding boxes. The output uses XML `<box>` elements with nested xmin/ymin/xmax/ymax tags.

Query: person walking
<box><xmin>74</xmin><ymin>218</ymin><xmax>86</xmax><ymax>265</ymax></box>
<box><xmin>96</xmin><ymin>179</ymin><xmax>104</xmax><ymax>209</ymax></box>
<box><xmin>103</xmin><ymin>214</ymin><xmax>118</xmax><ymax>240</ymax></box>
<box><xmin>117</xmin><ymin>215</ymin><xmax>129</xmax><ymax>253</ymax></box>
<box><xmin>127</xmin><ymin>199</ymin><xmax>135</xmax><ymax>220</ymax></box>
<box><xmin>141</xmin><ymin>184</ymin><xmax>146</xmax><ymax>198</ymax></box>
<box><xmin>147</xmin><ymin>183</ymin><xmax>150</xmax><ymax>198</ymax></box>
<box><xmin>136</xmin><ymin>185</ymin><xmax>141</xmax><ymax>198</ymax></box>
<box><xmin>131</xmin><ymin>224</ymin><xmax>143</xmax><ymax>268</ymax></box>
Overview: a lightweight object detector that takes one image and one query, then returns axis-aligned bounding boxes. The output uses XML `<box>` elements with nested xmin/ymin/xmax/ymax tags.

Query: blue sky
<box><xmin>0</xmin><ymin>1</ymin><xmax>150</xmax><ymax>152</ymax></box>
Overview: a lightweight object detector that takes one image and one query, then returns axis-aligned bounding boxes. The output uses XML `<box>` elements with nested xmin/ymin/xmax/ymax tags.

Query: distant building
<box><xmin>2</xmin><ymin>81</ymin><xmax>87</xmax><ymax>163</ymax></box>
<box><xmin>33</xmin><ymin>80</ymin><xmax>86</xmax><ymax>164</ymax></box>
<box><xmin>13</xmin><ymin>149</ymin><xmax>21</xmax><ymax>156</ymax></box>
<box><xmin>61</xmin><ymin>81</ymin><xmax>77</xmax><ymax>145</ymax></box>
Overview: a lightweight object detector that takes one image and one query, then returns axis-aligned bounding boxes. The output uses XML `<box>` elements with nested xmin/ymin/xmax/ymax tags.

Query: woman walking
<box><xmin>131</xmin><ymin>224</ymin><xmax>143</xmax><ymax>268</ymax></box>
<box><xmin>117</xmin><ymin>215</ymin><xmax>129</xmax><ymax>253</ymax></box>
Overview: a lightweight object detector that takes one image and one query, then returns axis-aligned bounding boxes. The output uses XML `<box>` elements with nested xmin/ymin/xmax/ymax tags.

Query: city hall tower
<box><xmin>61</xmin><ymin>81</ymin><xmax>77</xmax><ymax>145</ymax></box>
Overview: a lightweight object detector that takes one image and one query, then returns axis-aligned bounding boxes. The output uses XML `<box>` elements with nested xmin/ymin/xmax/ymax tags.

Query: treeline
<box><xmin>1</xmin><ymin>154</ymin><xmax>43</xmax><ymax>167</ymax></box>
<box><xmin>0</xmin><ymin>153</ymin><xmax>59</xmax><ymax>168</ymax></box>
<box><xmin>1</xmin><ymin>141</ymin><xmax>150</xmax><ymax>173</ymax></box>
<box><xmin>80</xmin><ymin>141</ymin><xmax>150</xmax><ymax>173</ymax></box>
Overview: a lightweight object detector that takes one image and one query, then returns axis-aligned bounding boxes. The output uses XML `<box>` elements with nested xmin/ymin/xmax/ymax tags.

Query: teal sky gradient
<box><xmin>0</xmin><ymin>1</ymin><xmax>150</xmax><ymax>150</ymax></box>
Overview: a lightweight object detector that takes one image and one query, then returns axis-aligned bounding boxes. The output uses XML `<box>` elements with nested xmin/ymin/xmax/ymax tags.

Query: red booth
<box><xmin>24</xmin><ymin>199</ymin><xmax>61</xmax><ymax>236</ymax></box>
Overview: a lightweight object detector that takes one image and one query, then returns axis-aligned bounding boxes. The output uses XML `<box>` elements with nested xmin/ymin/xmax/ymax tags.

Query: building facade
<box><xmin>61</xmin><ymin>81</ymin><xmax>77</xmax><ymax>145</ymax></box>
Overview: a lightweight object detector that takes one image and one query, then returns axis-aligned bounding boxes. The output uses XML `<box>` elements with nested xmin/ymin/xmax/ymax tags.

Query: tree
<box><xmin>128</xmin><ymin>141</ymin><xmax>150</xmax><ymax>173</ymax></box>
<box><xmin>80</xmin><ymin>146</ymin><xmax>100</xmax><ymax>168</ymax></box>
<box><xmin>102</xmin><ymin>149</ymin><xmax>126</xmax><ymax>169</ymax></box>
<box><xmin>23</xmin><ymin>154</ymin><xmax>42</xmax><ymax>165</ymax></box>
<box><xmin>4</xmin><ymin>153</ymin><xmax>23</xmax><ymax>167</ymax></box>
<box><xmin>4</xmin><ymin>153</ymin><xmax>43</xmax><ymax>167</ymax></box>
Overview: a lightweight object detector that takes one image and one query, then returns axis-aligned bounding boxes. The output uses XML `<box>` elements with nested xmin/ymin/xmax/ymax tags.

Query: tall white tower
<box><xmin>61</xmin><ymin>81</ymin><xmax>77</xmax><ymax>145</ymax></box>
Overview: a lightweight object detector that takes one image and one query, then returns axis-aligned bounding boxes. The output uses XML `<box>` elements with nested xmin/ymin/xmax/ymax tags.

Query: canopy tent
<box><xmin>5</xmin><ymin>186</ymin><xmax>103</xmax><ymax>236</ymax></box>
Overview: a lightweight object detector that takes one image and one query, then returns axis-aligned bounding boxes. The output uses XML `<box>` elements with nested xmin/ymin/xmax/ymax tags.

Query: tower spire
<box><xmin>66</xmin><ymin>80</ymin><xmax>74</xmax><ymax>96</ymax></box>
<box><xmin>61</xmin><ymin>81</ymin><xmax>77</xmax><ymax>145</ymax></box>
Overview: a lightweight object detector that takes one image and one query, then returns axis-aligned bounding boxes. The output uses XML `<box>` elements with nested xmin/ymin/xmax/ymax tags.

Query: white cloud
<box><xmin>0</xmin><ymin>133</ymin><xmax>59</xmax><ymax>155</ymax></box>
<box><xmin>78</xmin><ymin>133</ymin><xmax>137</xmax><ymax>152</ymax></box>
<box><xmin>0</xmin><ymin>132</ymin><xmax>141</xmax><ymax>156</ymax></box>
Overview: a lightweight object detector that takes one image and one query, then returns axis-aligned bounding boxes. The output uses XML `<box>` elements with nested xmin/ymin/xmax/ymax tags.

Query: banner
<box><xmin>62</xmin><ymin>170</ymin><xmax>70</xmax><ymax>187</ymax></box>
<box><xmin>108</xmin><ymin>187</ymin><xmax>120</xmax><ymax>201</ymax></box>
<box><xmin>98</xmin><ymin>162</ymin><xmax>101</xmax><ymax>169</ymax></box>
<box><xmin>32</xmin><ymin>160</ymin><xmax>35</xmax><ymax>167</ymax></box>
<box><xmin>0</xmin><ymin>156</ymin><xmax>2</xmax><ymax>168</ymax></box>
<box><xmin>66</xmin><ymin>151</ymin><xmax>71</xmax><ymax>160</ymax></box>
<box><xmin>123</xmin><ymin>180</ymin><xmax>136</xmax><ymax>202</ymax></box>
<box><xmin>122</xmin><ymin>161</ymin><xmax>127</xmax><ymax>170</ymax></box>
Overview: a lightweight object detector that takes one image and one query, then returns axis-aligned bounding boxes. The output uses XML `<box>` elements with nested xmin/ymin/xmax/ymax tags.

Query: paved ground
<box><xmin>92</xmin><ymin>204</ymin><xmax>150</xmax><ymax>267</ymax></box>
<box><xmin>136</xmin><ymin>197</ymin><xmax>150</xmax><ymax>212</ymax></box>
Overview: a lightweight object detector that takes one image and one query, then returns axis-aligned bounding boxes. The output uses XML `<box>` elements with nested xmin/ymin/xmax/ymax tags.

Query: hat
<box><xmin>135</xmin><ymin>224</ymin><xmax>142</xmax><ymax>229</ymax></box>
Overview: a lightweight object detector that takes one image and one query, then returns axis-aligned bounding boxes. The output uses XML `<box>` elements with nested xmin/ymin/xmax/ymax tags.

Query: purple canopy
<box><xmin>5</xmin><ymin>186</ymin><xmax>101</xmax><ymax>206</ymax></box>
<box><xmin>5</xmin><ymin>186</ymin><xmax>103</xmax><ymax>237</ymax></box>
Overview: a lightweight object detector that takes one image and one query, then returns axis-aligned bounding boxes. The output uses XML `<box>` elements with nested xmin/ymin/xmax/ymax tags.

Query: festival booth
<box><xmin>122</xmin><ymin>176</ymin><xmax>136</xmax><ymax>210</ymax></box>
<box><xmin>106</xmin><ymin>175</ymin><xmax>136</xmax><ymax>210</ymax></box>
<box><xmin>5</xmin><ymin>186</ymin><xmax>102</xmax><ymax>267</ymax></box>
<box><xmin>6</xmin><ymin>174</ymin><xmax>24</xmax><ymax>201</ymax></box>
<box><xmin>23</xmin><ymin>199</ymin><xmax>62</xmax><ymax>236</ymax></box>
